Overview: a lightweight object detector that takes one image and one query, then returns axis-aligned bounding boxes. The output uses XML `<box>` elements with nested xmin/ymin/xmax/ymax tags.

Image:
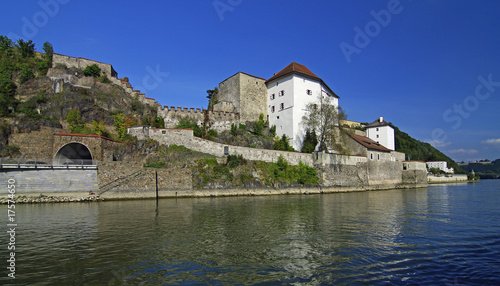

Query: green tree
<box><xmin>113</xmin><ymin>113</ymin><xmax>127</xmax><ymax>140</ymax></box>
<box><xmin>66</xmin><ymin>109</ymin><xmax>86</xmax><ymax>133</ymax></box>
<box><xmin>42</xmin><ymin>42</ymin><xmax>53</xmax><ymax>64</ymax></box>
<box><xmin>302</xmin><ymin>95</ymin><xmax>346</xmax><ymax>152</ymax></box>
<box><xmin>273</xmin><ymin>134</ymin><xmax>294</xmax><ymax>151</ymax></box>
<box><xmin>206</xmin><ymin>87</ymin><xmax>218</xmax><ymax>111</ymax></box>
<box><xmin>83</xmin><ymin>64</ymin><xmax>101</xmax><ymax>78</ymax></box>
<box><xmin>0</xmin><ymin>36</ymin><xmax>14</xmax><ymax>53</ymax></box>
<box><xmin>301</xmin><ymin>129</ymin><xmax>318</xmax><ymax>153</ymax></box>
<box><xmin>19</xmin><ymin>64</ymin><xmax>34</xmax><ymax>84</ymax></box>
<box><xmin>0</xmin><ymin>77</ymin><xmax>17</xmax><ymax>116</ymax></box>
<box><xmin>16</xmin><ymin>39</ymin><xmax>35</xmax><ymax>58</ymax></box>
<box><xmin>254</xmin><ymin>113</ymin><xmax>266</xmax><ymax>136</ymax></box>
<box><xmin>91</xmin><ymin>120</ymin><xmax>109</xmax><ymax>137</ymax></box>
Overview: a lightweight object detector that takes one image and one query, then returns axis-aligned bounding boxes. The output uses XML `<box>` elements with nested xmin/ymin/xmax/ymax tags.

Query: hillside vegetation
<box><xmin>0</xmin><ymin>36</ymin><xmax>162</xmax><ymax>148</ymax></box>
<box><xmin>460</xmin><ymin>160</ymin><xmax>500</xmax><ymax>179</ymax></box>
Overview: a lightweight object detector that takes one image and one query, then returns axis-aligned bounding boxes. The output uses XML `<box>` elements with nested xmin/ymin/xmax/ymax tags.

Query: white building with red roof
<box><xmin>266</xmin><ymin>62</ymin><xmax>339</xmax><ymax>151</ymax></box>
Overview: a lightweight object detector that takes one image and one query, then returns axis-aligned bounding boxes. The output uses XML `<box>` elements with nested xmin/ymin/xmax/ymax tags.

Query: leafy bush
<box><xmin>269</xmin><ymin>125</ymin><xmax>276</xmax><ymax>137</ymax></box>
<box><xmin>99</xmin><ymin>74</ymin><xmax>111</xmax><ymax>83</ymax></box>
<box><xmin>34</xmin><ymin>91</ymin><xmax>47</xmax><ymax>104</ymax></box>
<box><xmin>83</xmin><ymin>64</ymin><xmax>101</xmax><ymax>78</ymax></box>
<box><xmin>230</xmin><ymin>123</ymin><xmax>237</xmax><ymax>136</ymax></box>
<box><xmin>267</xmin><ymin>156</ymin><xmax>318</xmax><ymax>185</ymax></box>
<box><xmin>273</xmin><ymin>134</ymin><xmax>294</xmax><ymax>151</ymax></box>
<box><xmin>18</xmin><ymin>101</ymin><xmax>40</xmax><ymax>118</ymax></box>
<box><xmin>176</xmin><ymin>118</ymin><xmax>202</xmax><ymax>137</ymax></box>
<box><xmin>67</xmin><ymin>109</ymin><xmax>87</xmax><ymax>133</ymax></box>
<box><xmin>227</xmin><ymin>155</ymin><xmax>246</xmax><ymax>168</ymax></box>
<box><xmin>144</xmin><ymin>161</ymin><xmax>167</xmax><ymax>168</ymax></box>
<box><xmin>0</xmin><ymin>145</ymin><xmax>20</xmax><ymax>158</ymax></box>
<box><xmin>152</xmin><ymin>115</ymin><xmax>165</xmax><ymax>128</ymax></box>
<box><xmin>207</xmin><ymin>129</ymin><xmax>218</xmax><ymax>140</ymax></box>
<box><xmin>19</xmin><ymin>64</ymin><xmax>34</xmax><ymax>84</ymax></box>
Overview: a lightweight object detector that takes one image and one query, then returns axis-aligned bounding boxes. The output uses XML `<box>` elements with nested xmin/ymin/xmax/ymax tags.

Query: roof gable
<box><xmin>266</xmin><ymin>62</ymin><xmax>339</xmax><ymax>98</ymax></box>
<box><xmin>367</xmin><ymin>117</ymin><xmax>391</xmax><ymax>128</ymax></box>
<box><xmin>266</xmin><ymin>62</ymin><xmax>320</xmax><ymax>83</ymax></box>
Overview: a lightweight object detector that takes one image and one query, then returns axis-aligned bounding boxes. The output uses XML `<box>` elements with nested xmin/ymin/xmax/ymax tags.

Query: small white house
<box><xmin>426</xmin><ymin>161</ymin><xmax>454</xmax><ymax>174</ymax></box>
<box><xmin>366</xmin><ymin>117</ymin><xmax>395</xmax><ymax>151</ymax></box>
<box><xmin>266</xmin><ymin>62</ymin><xmax>339</xmax><ymax>151</ymax></box>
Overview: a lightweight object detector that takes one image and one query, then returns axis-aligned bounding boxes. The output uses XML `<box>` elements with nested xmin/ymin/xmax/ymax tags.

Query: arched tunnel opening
<box><xmin>54</xmin><ymin>142</ymin><xmax>93</xmax><ymax>165</ymax></box>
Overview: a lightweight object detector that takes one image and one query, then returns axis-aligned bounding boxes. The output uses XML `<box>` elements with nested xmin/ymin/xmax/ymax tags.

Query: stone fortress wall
<box><xmin>50</xmin><ymin>54</ymin><xmax>270</xmax><ymax>132</ymax></box>
<box><xmin>157</xmin><ymin>106</ymin><xmax>240</xmax><ymax>132</ymax></box>
<box><xmin>50</xmin><ymin>53</ymin><xmax>159</xmax><ymax>108</ymax></box>
<box><xmin>214</xmin><ymin>72</ymin><xmax>268</xmax><ymax>122</ymax></box>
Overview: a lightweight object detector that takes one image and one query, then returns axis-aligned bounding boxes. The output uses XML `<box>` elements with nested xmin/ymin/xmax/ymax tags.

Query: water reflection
<box><xmin>2</xmin><ymin>182</ymin><xmax>499</xmax><ymax>285</ymax></box>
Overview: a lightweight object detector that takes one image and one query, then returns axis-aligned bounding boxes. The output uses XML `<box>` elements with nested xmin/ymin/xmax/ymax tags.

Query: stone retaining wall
<box><xmin>428</xmin><ymin>174</ymin><xmax>468</xmax><ymax>184</ymax></box>
<box><xmin>128</xmin><ymin>126</ymin><xmax>314</xmax><ymax>166</ymax></box>
<box><xmin>0</xmin><ymin>169</ymin><xmax>98</xmax><ymax>194</ymax></box>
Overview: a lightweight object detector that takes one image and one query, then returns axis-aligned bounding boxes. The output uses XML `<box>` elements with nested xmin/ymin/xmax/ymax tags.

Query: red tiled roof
<box><xmin>267</xmin><ymin>62</ymin><xmax>320</xmax><ymax>83</ymax></box>
<box><xmin>347</xmin><ymin>132</ymin><xmax>391</xmax><ymax>152</ymax></box>
<box><xmin>55</xmin><ymin>133</ymin><xmax>120</xmax><ymax>142</ymax></box>
<box><xmin>266</xmin><ymin>62</ymin><xmax>339</xmax><ymax>98</ymax></box>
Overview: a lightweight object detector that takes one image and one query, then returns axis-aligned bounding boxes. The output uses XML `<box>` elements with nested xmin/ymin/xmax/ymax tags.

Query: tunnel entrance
<box><xmin>54</xmin><ymin>142</ymin><xmax>93</xmax><ymax>165</ymax></box>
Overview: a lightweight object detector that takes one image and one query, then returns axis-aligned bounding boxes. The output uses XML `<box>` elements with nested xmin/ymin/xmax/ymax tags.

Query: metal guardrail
<box><xmin>0</xmin><ymin>158</ymin><xmax>98</xmax><ymax>169</ymax></box>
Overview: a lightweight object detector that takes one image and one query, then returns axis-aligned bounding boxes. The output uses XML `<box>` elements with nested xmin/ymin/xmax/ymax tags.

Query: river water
<box><xmin>1</xmin><ymin>180</ymin><xmax>500</xmax><ymax>285</ymax></box>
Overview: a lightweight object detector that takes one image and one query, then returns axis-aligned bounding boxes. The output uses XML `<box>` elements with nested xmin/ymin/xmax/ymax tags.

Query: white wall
<box><xmin>268</xmin><ymin>74</ymin><xmax>295</xmax><ymax>146</ymax></box>
<box><xmin>267</xmin><ymin>74</ymin><xmax>339</xmax><ymax>151</ymax></box>
<box><xmin>367</xmin><ymin>125</ymin><xmax>395</xmax><ymax>150</ymax></box>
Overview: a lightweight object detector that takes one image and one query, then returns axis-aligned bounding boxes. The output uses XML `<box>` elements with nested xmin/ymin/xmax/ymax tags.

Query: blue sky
<box><xmin>2</xmin><ymin>0</ymin><xmax>500</xmax><ymax>162</ymax></box>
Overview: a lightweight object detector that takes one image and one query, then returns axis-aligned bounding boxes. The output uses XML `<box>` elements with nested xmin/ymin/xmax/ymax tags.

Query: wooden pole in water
<box><xmin>155</xmin><ymin>170</ymin><xmax>159</xmax><ymax>201</ymax></box>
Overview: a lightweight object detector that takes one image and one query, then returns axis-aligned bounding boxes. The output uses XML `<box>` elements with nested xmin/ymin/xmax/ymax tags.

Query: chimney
<box><xmin>379</xmin><ymin>116</ymin><xmax>383</xmax><ymax>123</ymax></box>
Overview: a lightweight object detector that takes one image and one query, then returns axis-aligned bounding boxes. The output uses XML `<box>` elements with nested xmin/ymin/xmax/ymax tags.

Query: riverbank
<box><xmin>0</xmin><ymin>194</ymin><xmax>102</xmax><ymax>204</ymax></box>
<box><xmin>1</xmin><ymin>183</ymin><xmax>428</xmax><ymax>203</ymax></box>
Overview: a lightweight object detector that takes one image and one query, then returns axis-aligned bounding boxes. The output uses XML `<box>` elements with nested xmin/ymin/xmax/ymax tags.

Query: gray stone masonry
<box><xmin>0</xmin><ymin>169</ymin><xmax>97</xmax><ymax>194</ymax></box>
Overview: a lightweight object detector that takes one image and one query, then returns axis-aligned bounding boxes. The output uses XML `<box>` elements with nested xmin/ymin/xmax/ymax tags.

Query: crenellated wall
<box><xmin>157</xmin><ymin>106</ymin><xmax>240</xmax><ymax>132</ymax></box>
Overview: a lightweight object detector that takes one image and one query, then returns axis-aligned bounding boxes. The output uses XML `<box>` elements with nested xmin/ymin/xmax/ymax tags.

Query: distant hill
<box><xmin>391</xmin><ymin>124</ymin><xmax>466</xmax><ymax>174</ymax></box>
<box><xmin>460</xmin><ymin>159</ymin><xmax>500</xmax><ymax>179</ymax></box>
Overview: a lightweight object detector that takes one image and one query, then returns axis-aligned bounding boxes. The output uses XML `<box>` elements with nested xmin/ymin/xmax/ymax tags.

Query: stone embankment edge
<box><xmin>0</xmin><ymin>184</ymin><xmax>433</xmax><ymax>203</ymax></box>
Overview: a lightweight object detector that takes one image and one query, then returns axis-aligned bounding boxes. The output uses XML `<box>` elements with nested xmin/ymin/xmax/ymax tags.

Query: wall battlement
<box><xmin>157</xmin><ymin>106</ymin><xmax>240</xmax><ymax>131</ymax></box>
<box><xmin>51</xmin><ymin>52</ymin><xmax>159</xmax><ymax>108</ymax></box>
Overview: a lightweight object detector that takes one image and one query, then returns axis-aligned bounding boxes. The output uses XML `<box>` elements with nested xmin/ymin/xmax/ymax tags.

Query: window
<box><xmin>307</xmin><ymin>89</ymin><xmax>312</xmax><ymax>95</ymax></box>
<box><xmin>280</xmin><ymin>103</ymin><xmax>284</xmax><ymax>110</ymax></box>
<box><xmin>376</xmin><ymin>128</ymin><xmax>379</xmax><ymax>131</ymax></box>
<box><xmin>270</xmin><ymin>94</ymin><xmax>275</xmax><ymax>100</ymax></box>
<box><xmin>162</xmin><ymin>130</ymin><xmax>166</xmax><ymax>135</ymax></box>
<box><xmin>279</xmin><ymin>90</ymin><xmax>285</xmax><ymax>97</ymax></box>
<box><xmin>377</xmin><ymin>154</ymin><xmax>380</xmax><ymax>160</ymax></box>
<box><xmin>370</xmin><ymin>153</ymin><xmax>373</xmax><ymax>160</ymax></box>
<box><xmin>376</xmin><ymin>134</ymin><xmax>379</xmax><ymax>138</ymax></box>
<box><xmin>271</xmin><ymin>106</ymin><xmax>275</xmax><ymax>113</ymax></box>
